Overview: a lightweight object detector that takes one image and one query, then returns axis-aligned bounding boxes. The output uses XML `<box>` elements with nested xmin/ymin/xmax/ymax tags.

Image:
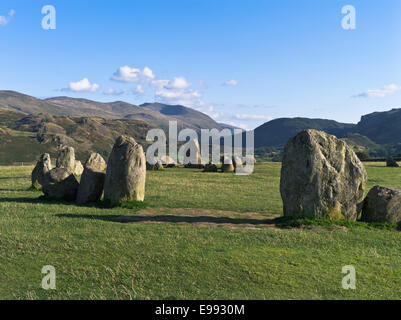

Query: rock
<box><xmin>74</xmin><ymin>160</ymin><xmax>84</xmax><ymax>175</ymax></box>
<box><xmin>56</xmin><ymin>146</ymin><xmax>76</xmax><ymax>173</ymax></box>
<box><xmin>242</xmin><ymin>155</ymin><xmax>256</xmax><ymax>164</ymax></box>
<box><xmin>280</xmin><ymin>129</ymin><xmax>367</xmax><ymax>220</ymax></box>
<box><xmin>31</xmin><ymin>153</ymin><xmax>52</xmax><ymax>189</ymax></box>
<box><xmin>361</xmin><ymin>186</ymin><xmax>401</xmax><ymax>223</ymax></box>
<box><xmin>203</xmin><ymin>163</ymin><xmax>218</xmax><ymax>172</ymax></box>
<box><xmin>183</xmin><ymin>139</ymin><xmax>202</xmax><ymax>167</ymax></box>
<box><xmin>233</xmin><ymin>156</ymin><xmax>243</xmax><ymax>169</ymax></box>
<box><xmin>76</xmin><ymin>153</ymin><xmax>107</xmax><ymax>204</ymax></box>
<box><xmin>42</xmin><ymin>167</ymin><xmax>79</xmax><ymax>201</ymax></box>
<box><xmin>76</xmin><ymin>169</ymin><xmax>106</xmax><ymax>204</ymax></box>
<box><xmin>221</xmin><ymin>156</ymin><xmax>235</xmax><ymax>172</ymax></box>
<box><xmin>104</xmin><ymin>135</ymin><xmax>146</xmax><ymax>206</ymax></box>
<box><xmin>386</xmin><ymin>157</ymin><xmax>399</xmax><ymax>167</ymax></box>
<box><xmin>160</xmin><ymin>155</ymin><xmax>176</xmax><ymax>167</ymax></box>
<box><xmin>146</xmin><ymin>158</ymin><xmax>164</xmax><ymax>170</ymax></box>
<box><xmin>85</xmin><ymin>153</ymin><xmax>106</xmax><ymax>172</ymax></box>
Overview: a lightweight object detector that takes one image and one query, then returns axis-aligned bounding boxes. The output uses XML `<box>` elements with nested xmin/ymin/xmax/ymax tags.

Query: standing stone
<box><xmin>280</xmin><ymin>129</ymin><xmax>367</xmax><ymax>220</ymax></box>
<box><xmin>56</xmin><ymin>146</ymin><xmax>76</xmax><ymax>173</ymax></box>
<box><xmin>31</xmin><ymin>153</ymin><xmax>52</xmax><ymax>189</ymax></box>
<box><xmin>42</xmin><ymin>167</ymin><xmax>79</xmax><ymax>201</ymax></box>
<box><xmin>221</xmin><ymin>156</ymin><xmax>235</xmax><ymax>172</ymax></box>
<box><xmin>361</xmin><ymin>186</ymin><xmax>401</xmax><ymax>223</ymax></box>
<box><xmin>76</xmin><ymin>153</ymin><xmax>107</xmax><ymax>204</ymax></box>
<box><xmin>104</xmin><ymin>136</ymin><xmax>146</xmax><ymax>206</ymax></box>
<box><xmin>233</xmin><ymin>156</ymin><xmax>243</xmax><ymax>169</ymax></box>
<box><xmin>74</xmin><ymin>161</ymin><xmax>84</xmax><ymax>175</ymax></box>
<box><xmin>386</xmin><ymin>157</ymin><xmax>399</xmax><ymax>168</ymax></box>
<box><xmin>85</xmin><ymin>152</ymin><xmax>107</xmax><ymax>172</ymax></box>
<box><xmin>183</xmin><ymin>139</ymin><xmax>203</xmax><ymax>168</ymax></box>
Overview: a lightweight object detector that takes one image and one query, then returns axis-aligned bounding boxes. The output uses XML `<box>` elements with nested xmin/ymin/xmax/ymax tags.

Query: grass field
<box><xmin>0</xmin><ymin>162</ymin><xmax>400</xmax><ymax>300</ymax></box>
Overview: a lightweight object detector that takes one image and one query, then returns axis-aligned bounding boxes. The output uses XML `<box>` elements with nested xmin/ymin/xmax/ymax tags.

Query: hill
<box><xmin>0</xmin><ymin>108</ymin><xmax>154</xmax><ymax>164</ymax></box>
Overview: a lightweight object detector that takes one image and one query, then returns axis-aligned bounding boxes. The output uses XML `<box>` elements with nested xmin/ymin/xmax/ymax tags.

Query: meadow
<box><xmin>0</xmin><ymin>162</ymin><xmax>400</xmax><ymax>300</ymax></box>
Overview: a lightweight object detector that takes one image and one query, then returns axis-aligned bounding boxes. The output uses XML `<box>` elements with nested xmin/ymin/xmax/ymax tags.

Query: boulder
<box><xmin>76</xmin><ymin>153</ymin><xmax>107</xmax><ymax>204</ymax></box>
<box><xmin>233</xmin><ymin>156</ymin><xmax>243</xmax><ymax>169</ymax></box>
<box><xmin>280</xmin><ymin>129</ymin><xmax>367</xmax><ymax>220</ymax></box>
<box><xmin>104</xmin><ymin>135</ymin><xmax>146</xmax><ymax>206</ymax></box>
<box><xmin>221</xmin><ymin>156</ymin><xmax>235</xmax><ymax>172</ymax></box>
<box><xmin>203</xmin><ymin>163</ymin><xmax>218</xmax><ymax>172</ymax></box>
<box><xmin>361</xmin><ymin>186</ymin><xmax>401</xmax><ymax>223</ymax></box>
<box><xmin>42</xmin><ymin>167</ymin><xmax>79</xmax><ymax>201</ymax></box>
<box><xmin>85</xmin><ymin>152</ymin><xmax>107</xmax><ymax>172</ymax></box>
<box><xmin>56</xmin><ymin>146</ymin><xmax>76</xmax><ymax>173</ymax></box>
<box><xmin>74</xmin><ymin>160</ymin><xmax>84</xmax><ymax>175</ymax></box>
<box><xmin>386</xmin><ymin>157</ymin><xmax>399</xmax><ymax>167</ymax></box>
<box><xmin>31</xmin><ymin>153</ymin><xmax>52</xmax><ymax>189</ymax></box>
<box><xmin>160</xmin><ymin>155</ymin><xmax>176</xmax><ymax>168</ymax></box>
<box><xmin>242</xmin><ymin>155</ymin><xmax>256</xmax><ymax>165</ymax></box>
<box><xmin>146</xmin><ymin>158</ymin><xmax>164</xmax><ymax>171</ymax></box>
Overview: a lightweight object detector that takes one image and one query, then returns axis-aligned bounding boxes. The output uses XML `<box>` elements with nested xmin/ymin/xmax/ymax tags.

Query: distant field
<box><xmin>0</xmin><ymin>163</ymin><xmax>400</xmax><ymax>299</ymax></box>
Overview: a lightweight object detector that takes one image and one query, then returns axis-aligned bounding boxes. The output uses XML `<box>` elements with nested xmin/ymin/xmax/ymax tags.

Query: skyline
<box><xmin>1</xmin><ymin>0</ymin><xmax>401</xmax><ymax>129</ymax></box>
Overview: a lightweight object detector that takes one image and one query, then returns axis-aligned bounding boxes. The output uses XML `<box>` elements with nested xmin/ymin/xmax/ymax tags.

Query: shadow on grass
<box><xmin>54</xmin><ymin>213</ymin><xmax>400</xmax><ymax>231</ymax></box>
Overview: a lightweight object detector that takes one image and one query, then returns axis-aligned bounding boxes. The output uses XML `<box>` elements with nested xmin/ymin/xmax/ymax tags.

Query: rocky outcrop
<box><xmin>280</xmin><ymin>129</ymin><xmax>367</xmax><ymax>220</ymax></box>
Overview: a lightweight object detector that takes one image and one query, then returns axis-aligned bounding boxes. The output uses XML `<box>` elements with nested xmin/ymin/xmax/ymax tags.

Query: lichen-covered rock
<box><xmin>31</xmin><ymin>153</ymin><xmax>52</xmax><ymax>189</ymax></box>
<box><xmin>85</xmin><ymin>153</ymin><xmax>106</xmax><ymax>172</ymax></box>
<box><xmin>104</xmin><ymin>135</ymin><xmax>146</xmax><ymax>206</ymax></box>
<box><xmin>56</xmin><ymin>146</ymin><xmax>76</xmax><ymax>173</ymax></box>
<box><xmin>386</xmin><ymin>158</ymin><xmax>399</xmax><ymax>168</ymax></box>
<box><xmin>280</xmin><ymin>129</ymin><xmax>367</xmax><ymax>220</ymax></box>
<box><xmin>76</xmin><ymin>153</ymin><xmax>107</xmax><ymax>204</ymax></box>
<box><xmin>42</xmin><ymin>167</ymin><xmax>79</xmax><ymax>201</ymax></box>
<box><xmin>74</xmin><ymin>160</ymin><xmax>84</xmax><ymax>175</ymax></box>
<box><xmin>221</xmin><ymin>156</ymin><xmax>234</xmax><ymax>172</ymax></box>
<box><xmin>361</xmin><ymin>186</ymin><xmax>401</xmax><ymax>223</ymax></box>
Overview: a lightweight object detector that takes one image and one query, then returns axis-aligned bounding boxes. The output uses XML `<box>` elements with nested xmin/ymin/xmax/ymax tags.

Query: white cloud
<box><xmin>103</xmin><ymin>88</ymin><xmax>124</xmax><ymax>95</ymax></box>
<box><xmin>111</xmin><ymin>66</ymin><xmax>155</xmax><ymax>83</ymax></box>
<box><xmin>0</xmin><ymin>9</ymin><xmax>15</xmax><ymax>26</ymax></box>
<box><xmin>222</xmin><ymin>80</ymin><xmax>238</xmax><ymax>87</ymax></box>
<box><xmin>355</xmin><ymin>84</ymin><xmax>401</xmax><ymax>98</ymax></box>
<box><xmin>133</xmin><ymin>85</ymin><xmax>144</xmax><ymax>95</ymax></box>
<box><xmin>68</xmin><ymin>78</ymin><xmax>99</xmax><ymax>93</ymax></box>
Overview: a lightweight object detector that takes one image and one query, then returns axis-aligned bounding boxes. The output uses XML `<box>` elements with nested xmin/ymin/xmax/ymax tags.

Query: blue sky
<box><xmin>1</xmin><ymin>0</ymin><xmax>401</xmax><ymax>129</ymax></box>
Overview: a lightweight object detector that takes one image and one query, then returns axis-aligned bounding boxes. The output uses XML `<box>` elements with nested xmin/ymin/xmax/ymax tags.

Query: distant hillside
<box><xmin>0</xmin><ymin>91</ymin><xmax>232</xmax><ymax>133</ymax></box>
<box><xmin>0</xmin><ymin>108</ymin><xmax>153</xmax><ymax>164</ymax></box>
<box><xmin>251</xmin><ymin>118</ymin><xmax>355</xmax><ymax>148</ymax></box>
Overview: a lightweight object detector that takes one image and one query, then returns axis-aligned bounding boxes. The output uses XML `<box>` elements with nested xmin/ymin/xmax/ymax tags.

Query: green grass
<box><xmin>0</xmin><ymin>162</ymin><xmax>400</xmax><ymax>300</ymax></box>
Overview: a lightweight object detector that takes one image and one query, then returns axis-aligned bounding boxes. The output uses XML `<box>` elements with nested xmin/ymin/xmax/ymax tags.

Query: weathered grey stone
<box><xmin>183</xmin><ymin>139</ymin><xmax>203</xmax><ymax>167</ymax></box>
<box><xmin>76</xmin><ymin>168</ymin><xmax>105</xmax><ymax>204</ymax></box>
<box><xmin>361</xmin><ymin>186</ymin><xmax>401</xmax><ymax>223</ymax></box>
<box><xmin>104</xmin><ymin>135</ymin><xmax>146</xmax><ymax>206</ymax></box>
<box><xmin>280</xmin><ymin>129</ymin><xmax>367</xmax><ymax>220</ymax></box>
<box><xmin>146</xmin><ymin>158</ymin><xmax>164</xmax><ymax>171</ymax></box>
<box><xmin>31</xmin><ymin>153</ymin><xmax>52</xmax><ymax>190</ymax></box>
<box><xmin>160</xmin><ymin>155</ymin><xmax>176</xmax><ymax>167</ymax></box>
<box><xmin>221</xmin><ymin>156</ymin><xmax>235</xmax><ymax>172</ymax></box>
<box><xmin>386</xmin><ymin>158</ymin><xmax>399</xmax><ymax>168</ymax></box>
<box><xmin>233</xmin><ymin>156</ymin><xmax>243</xmax><ymax>169</ymax></box>
<box><xmin>85</xmin><ymin>153</ymin><xmax>106</xmax><ymax>172</ymax></box>
<box><xmin>74</xmin><ymin>160</ymin><xmax>84</xmax><ymax>175</ymax></box>
<box><xmin>56</xmin><ymin>146</ymin><xmax>76</xmax><ymax>173</ymax></box>
<box><xmin>242</xmin><ymin>155</ymin><xmax>256</xmax><ymax>165</ymax></box>
<box><xmin>42</xmin><ymin>167</ymin><xmax>79</xmax><ymax>201</ymax></box>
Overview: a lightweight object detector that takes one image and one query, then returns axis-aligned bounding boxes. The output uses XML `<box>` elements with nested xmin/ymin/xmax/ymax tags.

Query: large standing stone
<box><xmin>31</xmin><ymin>153</ymin><xmax>52</xmax><ymax>189</ymax></box>
<box><xmin>183</xmin><ymin>139</ymin><xmax>203</xmax><ymax>167</ymax></box>
<box><xmin>56</xmin><ymin>147</ymin><xmax>76</xmax><ymax>173</ymax></box>
<box><xmin>361</xmin><ymin>186</ymin><xmax>401</xmax><ymax>223</ymax></box>
<box><xmin>280</xmin><ymin>129</ymin><xmax>367</xmax><ymax>220</ymax></box>
<box><xmin>104</xmin><ymin>136</ymin><xmax>146</xmax><ymax>206</ymax></box>
<box><xmin>76</xmin><ymin>153</ymin><xmax>107</xmax><ymax>204</ymax></box>
<box><xmin>42</xmin><ymin>167</ymin><xmax>79</xmax><ymax>201</ymax></box>
<box><xmin>74</xmin><ymin>161</ymin><xmax>84</xmax><ymax>175</ymax></box>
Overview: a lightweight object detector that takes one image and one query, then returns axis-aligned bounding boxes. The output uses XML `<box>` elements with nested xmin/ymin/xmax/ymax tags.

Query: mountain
<box><xmin>251</xmin><ymin>117</ymin><xmax>355</xmax><ymax>148</ymax></box>
<box><xmin>0</xmin><ymin>91</ymin><xmax>231</xmax><ymax>133</ymax></box>
<box><xmin>0</xmin><ymin>108</ymin><xmax>154</xmax><ymax>164</ymax></box>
